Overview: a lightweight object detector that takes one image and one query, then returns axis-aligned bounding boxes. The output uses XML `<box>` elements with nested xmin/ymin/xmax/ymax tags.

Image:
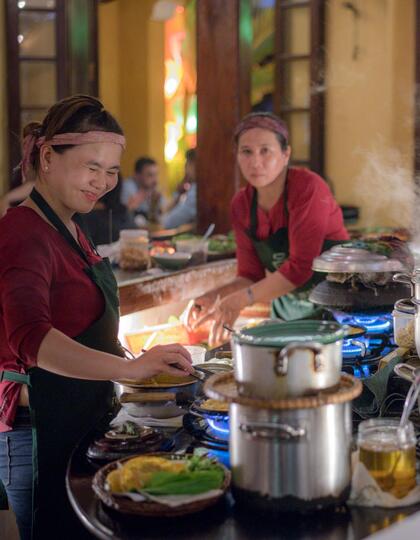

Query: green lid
<box><xmin>233</xmin><ymin>320</ymin><xmax>346</xmax><ymax>347</ymax></box>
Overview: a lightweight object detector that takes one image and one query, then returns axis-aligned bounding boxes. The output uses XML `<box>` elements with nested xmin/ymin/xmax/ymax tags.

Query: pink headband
<box><xmin>234</xmin><ymin>115</ymin><xmax>289</xmax><ymax>143</ymax></box>
<box><xmin>21</xmin><ymin>131</ymin><xmax>126</xmax><ymax>182</ymax></box>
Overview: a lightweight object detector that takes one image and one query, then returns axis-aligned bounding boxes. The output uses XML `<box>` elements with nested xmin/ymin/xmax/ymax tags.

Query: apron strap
<box><xmin>30</xmin><ymin>189</ymin><xmax>93</xmax><ymax>264</ymax></box>
<box><xmin>248</xmin><ymin>170</ymin><xmax>289</xmax><ymax>239</ymax></box>
<box><xmin>0</xmin><ymin>370</ymin><xmax>30</xmax><ymax>385</ymax></box>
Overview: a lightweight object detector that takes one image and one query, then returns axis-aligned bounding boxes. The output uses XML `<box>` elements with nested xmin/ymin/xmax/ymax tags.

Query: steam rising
<box><xmin>352</xmin><ymin>141</ymin><xmax>416</xmax><ymax>233</ymax></box>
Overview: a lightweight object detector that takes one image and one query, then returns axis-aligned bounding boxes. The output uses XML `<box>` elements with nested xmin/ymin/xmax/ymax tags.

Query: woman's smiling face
<box><xmin>41</xmin><ymin>141</ymin><xmax>122</xmax><ymax>214</ymax></box>
<box><xmin>237</xmin><ymin>128</ymin><xmax>290</xmax><ymax>189</ymax></box>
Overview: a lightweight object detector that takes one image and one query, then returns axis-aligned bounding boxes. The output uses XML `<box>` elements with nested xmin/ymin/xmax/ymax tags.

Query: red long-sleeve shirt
<box><xmin>231</xmin><ymin>167</ymin><xmax>349</xmax><ymax>286</ymax></box>
<box><xmin>0</xmin><ymin>207</ymin><xmax>105</xmax><ymax>431</ymax></box>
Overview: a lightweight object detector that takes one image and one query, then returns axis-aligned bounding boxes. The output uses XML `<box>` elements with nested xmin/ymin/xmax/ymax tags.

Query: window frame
<box><xmin>5</xmin><ymin>0</ymin><xmax>69</xmax><ymax>178</ymax></box>
<box><xmin>274</xmin><ymin>0</ymin><xmax>325</xmax><ymax>174</ymax></box>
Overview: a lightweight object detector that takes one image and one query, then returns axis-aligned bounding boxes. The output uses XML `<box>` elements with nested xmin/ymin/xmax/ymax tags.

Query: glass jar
<box><xmin>174</xmin><ymin>238</ymin><xmax>209</xmax><ymax>265</ymax></box>
<box><xmin>119</xmin><ymin>229</ymin><xmax>150</xmax><ymax>271</ymax></box>
<box><xmin>357</xmin><ymin>418</ymin><xmax>417</xmax><ymax>498</ymax></box>
<box><xmin>393</xmin><ymin>298</ymin><xmax>415</xmax><ymax>349</ymax></box>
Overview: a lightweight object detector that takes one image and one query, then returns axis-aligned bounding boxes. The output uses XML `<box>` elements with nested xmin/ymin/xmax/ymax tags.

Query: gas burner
<box><xmin>183</xmin><ymin>412</ymin><xmax>230</xmax><ymax>468</ymax></box>
<box><xmin>342</xmin><ymin>335</ymin><xmax>392</xmax><ymax>360</ymax></box>
<box><xmin>342</xmin><ymin>356</ymin><xmax>382</xmax><ymax>378</ymax></box>
<box><xmin>333</xmin><ymin>310</ymin><xmax>393</xmax><ymax>335</ymax></box>
<box><xmin>330</xmin><ymin>309</ymin><xmax>396</xmax><ymax>376</ymax></box>
<box><xmin>183</xmin><ymin>413</ymin><xmax>229</xmax><ymax>449</ymax></box>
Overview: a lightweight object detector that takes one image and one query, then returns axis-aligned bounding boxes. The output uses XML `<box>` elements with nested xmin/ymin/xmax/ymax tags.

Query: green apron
<box><xmin>0</xmin><ymin>188</ymin><xmax>124</xmax><ymax>538</ymax></box>
<box><xmin>247</xmin><ymin>176</ymin><xmax>343</xmax><ymax>321</ymax></box>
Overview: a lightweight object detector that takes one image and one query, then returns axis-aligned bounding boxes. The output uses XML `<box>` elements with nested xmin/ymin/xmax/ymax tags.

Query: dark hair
<box><xmin>235</xmin><ymin>112</ymin><xmax>289</xmax><ymax>151</ymax></box>
<box><xmin>185</xmin><ymin>148</ymin><xmax>196</xmax><ymax>162</ymax></box>
<box><xmin>134</xmin><ymin>157</ymin><xmax>156</xmax><ymax>174</ymax></box>
<box><xmin>22</xmin><ymin>94</ymin><xmax>123</xmax><ymax>174</ymax></box>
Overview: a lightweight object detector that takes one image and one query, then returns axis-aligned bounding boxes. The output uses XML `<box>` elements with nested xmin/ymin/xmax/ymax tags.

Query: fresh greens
<box><xmin>208</xmin><ymin>235</ymin><xmax>236</xmax><ymax>253</ymax></box>
<box><xmin>142</xmin><ymin>469</ymin><xmax>224</xmax><ymax>495</ymax></box>
<box><xmin>174</xmin><ymin>233</ymin><xmax>200</xmax><ymax>242</ymax></box>
<box><xmin>137</xmin><ymin>454</ymin><xmax>225</xmax><ymax>496</ymax></box>
<box><xmin>115</xmin><ymin>421</ymin><xmax>140</xmax><ymax>436</ymax></box>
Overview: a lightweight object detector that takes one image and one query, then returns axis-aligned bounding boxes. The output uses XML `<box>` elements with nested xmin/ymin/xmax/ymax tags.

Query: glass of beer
<box><xmin>357</xmin><ymin>418</ymin><xmax>417</xmax><ymax>499</ymax></box>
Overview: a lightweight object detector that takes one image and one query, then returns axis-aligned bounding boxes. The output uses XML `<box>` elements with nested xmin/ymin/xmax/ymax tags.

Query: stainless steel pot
<box><xmin>229</xmin><ymin>400</ymin><xmax>353</xmax><ymax>511</ymax></box>
<box><xmin>232</xmin><ymin>321</ymin><xmax>346</xmax><ymax>399</ymax></box>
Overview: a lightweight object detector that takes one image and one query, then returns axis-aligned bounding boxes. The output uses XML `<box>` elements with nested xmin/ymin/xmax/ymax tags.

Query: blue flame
<box><xmin>207</xmin><ymin>417</ymin><xmax>230</xmax><ymax>441</ymax></box>
<box><xmin>333</xmin><ymin>311</ymin><xmax>392</xmax><ymax>334</ymax></box>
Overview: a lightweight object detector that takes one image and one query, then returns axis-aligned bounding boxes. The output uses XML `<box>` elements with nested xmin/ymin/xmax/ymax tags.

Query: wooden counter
<box><xmin>115</xmin><ymin>258</ymin><xmax>237</xmax><ymax>316</ymax></box>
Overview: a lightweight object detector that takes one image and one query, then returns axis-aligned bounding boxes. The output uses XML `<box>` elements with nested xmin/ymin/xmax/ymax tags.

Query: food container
<box><xmin>204</xmin><ymin>372</ymin><xmax>362</xmax><ymax>512</ymax></box>
<box><xmin>175</xmin><ymin>238</ymin><xmax>209</xmax><ymax>265</ymax></box>
<box><xmin>183</xmin><ymin>345</ymin><xmax>207</xmax><ymax>365</ymax></box>
<box><xmin>392</xmin><ymin>298</ymin><xmax>415</xmax><ymax>349</ymax></box>
<box><xmin>119</xmin><ymin>229</ymin><xmax>150</xmax><ymax>271</ymax></box>
<box><xmin>357</xmin><ymin>418</ymin><xmax>417</xmax><ymax>499</ymax></box>
<box><xmin>232</xmin><ymin>320</ymin><xmax>346</xmax><ymax>399</ymax></box>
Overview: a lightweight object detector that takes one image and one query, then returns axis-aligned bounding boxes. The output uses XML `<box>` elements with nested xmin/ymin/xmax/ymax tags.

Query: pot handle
<box><xmin>392</xmin><ymin>273</ymin><xmax>414</xmax><ymax>296</ymax></box>
<box><xmin>349</xmin><ymin>339</ymin><xmax>367</xmax><ymax>358</ymax></box>
<box><xmin>275</xmin><ymin>342</ymin><xmax>324</xmax><ymax>376</ymax></box>
<box><xmin>393</xmin><ymin>363</ymin><xmax>417</xmax><ymax>382</ymax></box>
<box><xmin>239</xmin><ymin>422</ymin><xmax>306</xmax><ymax>440</ymax></box>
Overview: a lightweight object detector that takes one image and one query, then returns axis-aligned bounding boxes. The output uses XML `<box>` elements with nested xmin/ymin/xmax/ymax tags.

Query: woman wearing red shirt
<box><xmin>187</xmin><ymin>112</ymin><xmax>349</xmax><ymax>345</ymax></box>
<box><xmin>0</xmin><ymin>95</ymin><xmax>192</xmax><ymax>539</ymax></box>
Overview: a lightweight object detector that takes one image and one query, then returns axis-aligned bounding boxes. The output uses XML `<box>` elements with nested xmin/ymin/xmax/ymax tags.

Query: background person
<box><xmin>161</xmin><ymin>148</ymin><xmax>197</xmax><ymax>229</ymax></box>
<box><xmin>186</xmin><ymin>112</ymin><xmax>349</xmax><ymax>345</ymax></box>
<box><xmin>120</xmin><ymin>156</ymin><xmax>166</xmax><ymax>223</ymax></box>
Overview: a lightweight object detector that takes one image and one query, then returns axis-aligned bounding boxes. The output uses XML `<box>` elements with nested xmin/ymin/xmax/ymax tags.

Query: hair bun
<box><xmin>22</xmin><ymin>121</ymin><xmax>43</xmax><ymax>139</ymax></box>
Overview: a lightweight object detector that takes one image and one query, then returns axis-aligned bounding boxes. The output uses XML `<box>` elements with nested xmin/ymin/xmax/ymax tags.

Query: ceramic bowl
<box><xmin>152</xmin><ymin>251</ymin><xmax>192</xmax><ymax>271</ymax></box>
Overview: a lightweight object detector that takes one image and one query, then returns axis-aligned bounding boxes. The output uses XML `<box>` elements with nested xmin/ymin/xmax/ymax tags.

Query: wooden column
<box><xmin>196</xmin><ymin>0</ymin><xmax>251</xmax><ymax>234</ymax></box>
<box><xmin>415</xmin><ymin>0</ymin><xmax>420</xmax><ymax>181</ymax></box>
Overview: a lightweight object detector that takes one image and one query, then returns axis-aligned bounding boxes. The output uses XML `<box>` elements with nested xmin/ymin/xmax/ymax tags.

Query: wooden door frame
<box><xmin>274</xmin><ymin>0</ymin><xmax>325</xmax><ymax>175</ymax></box>
<box><xmin>415</xmin><ymin>0</ymin><xmax>420</xmax><ymax>180</ymax></box>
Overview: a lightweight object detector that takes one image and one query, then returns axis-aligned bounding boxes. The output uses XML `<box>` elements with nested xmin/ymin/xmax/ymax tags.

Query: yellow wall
<box><xmin>98</xmin><ymin>0</ymin><xmax>166</xmax><ymax>190</ymax></box>
<box><xmin>0</xmin><ymin>2</ymin><xmax>8</xmax><ymax>194</ymax></box>
<box><xmin>325</xmin><ymin>0</ymin><xmax>415</xmax><ymax>229</ymax></box>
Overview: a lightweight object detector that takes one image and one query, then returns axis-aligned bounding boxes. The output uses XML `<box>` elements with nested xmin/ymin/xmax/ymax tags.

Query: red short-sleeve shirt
<box><xmin>230</xmin><ymin>167</ymin><xmax>349</xmax><ymax>286</ymax></box>
<box><xmin>0</xmin><ymin>207</ymin><xmax>105</xmax><ymax>431</ymax></box>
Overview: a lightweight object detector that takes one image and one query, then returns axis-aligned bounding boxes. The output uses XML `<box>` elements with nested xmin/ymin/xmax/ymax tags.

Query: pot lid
<box><xmin>393</xmin><ymin>298</ymin><xmax>415</xmax><ymax>315</ymax></box>
<box><xmin>233</xmin><ymin>320</ymin><xmax>346</xmax><ymax>347</ymax></box>
<box><xmin>312</xmin><ymin>245</ymin><xmax>405</xmax><ymax>273</ymax></box>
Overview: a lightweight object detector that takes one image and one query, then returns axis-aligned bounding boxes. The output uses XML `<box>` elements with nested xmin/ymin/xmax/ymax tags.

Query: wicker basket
<box><xmin>92</xmin><ymin>453</ymin><xmax>231</xmax><ymax>518</ymax></box>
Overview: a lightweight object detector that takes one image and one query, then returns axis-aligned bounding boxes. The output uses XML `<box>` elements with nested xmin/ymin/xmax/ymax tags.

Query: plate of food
<box><xmin>190</xmin><ymin>398</ymin><xmax>229</xmax><ymax>417</ymax></box>
<box><xmin>92</xmin><ymin>453</ymin><xmax>231</xmax><ymax>517</ymax></box>
<box><xmin>207</xmin><ymin>234</ymin><xmax>236</xmax><ymax>261</ymax></box>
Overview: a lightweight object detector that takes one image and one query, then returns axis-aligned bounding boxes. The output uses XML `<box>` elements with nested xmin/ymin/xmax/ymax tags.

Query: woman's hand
<box><xmin>123</xmin><ymin>344</ymin><xmax>193</xmax><ymax>380</ymax></box>
<box><xmin>185</xmin><ymin>291</ymin><xmax>219</xmax><ymax>330</ymax></box>
<box><xmin>195</xmin><ymin>291</ymin><xmax>247</xmax><ymax>347</ymax></box>
<box><xmin>208</xmin><ymin>296</ymin><xmax>242</xmax><ymax>347</ymax></box>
